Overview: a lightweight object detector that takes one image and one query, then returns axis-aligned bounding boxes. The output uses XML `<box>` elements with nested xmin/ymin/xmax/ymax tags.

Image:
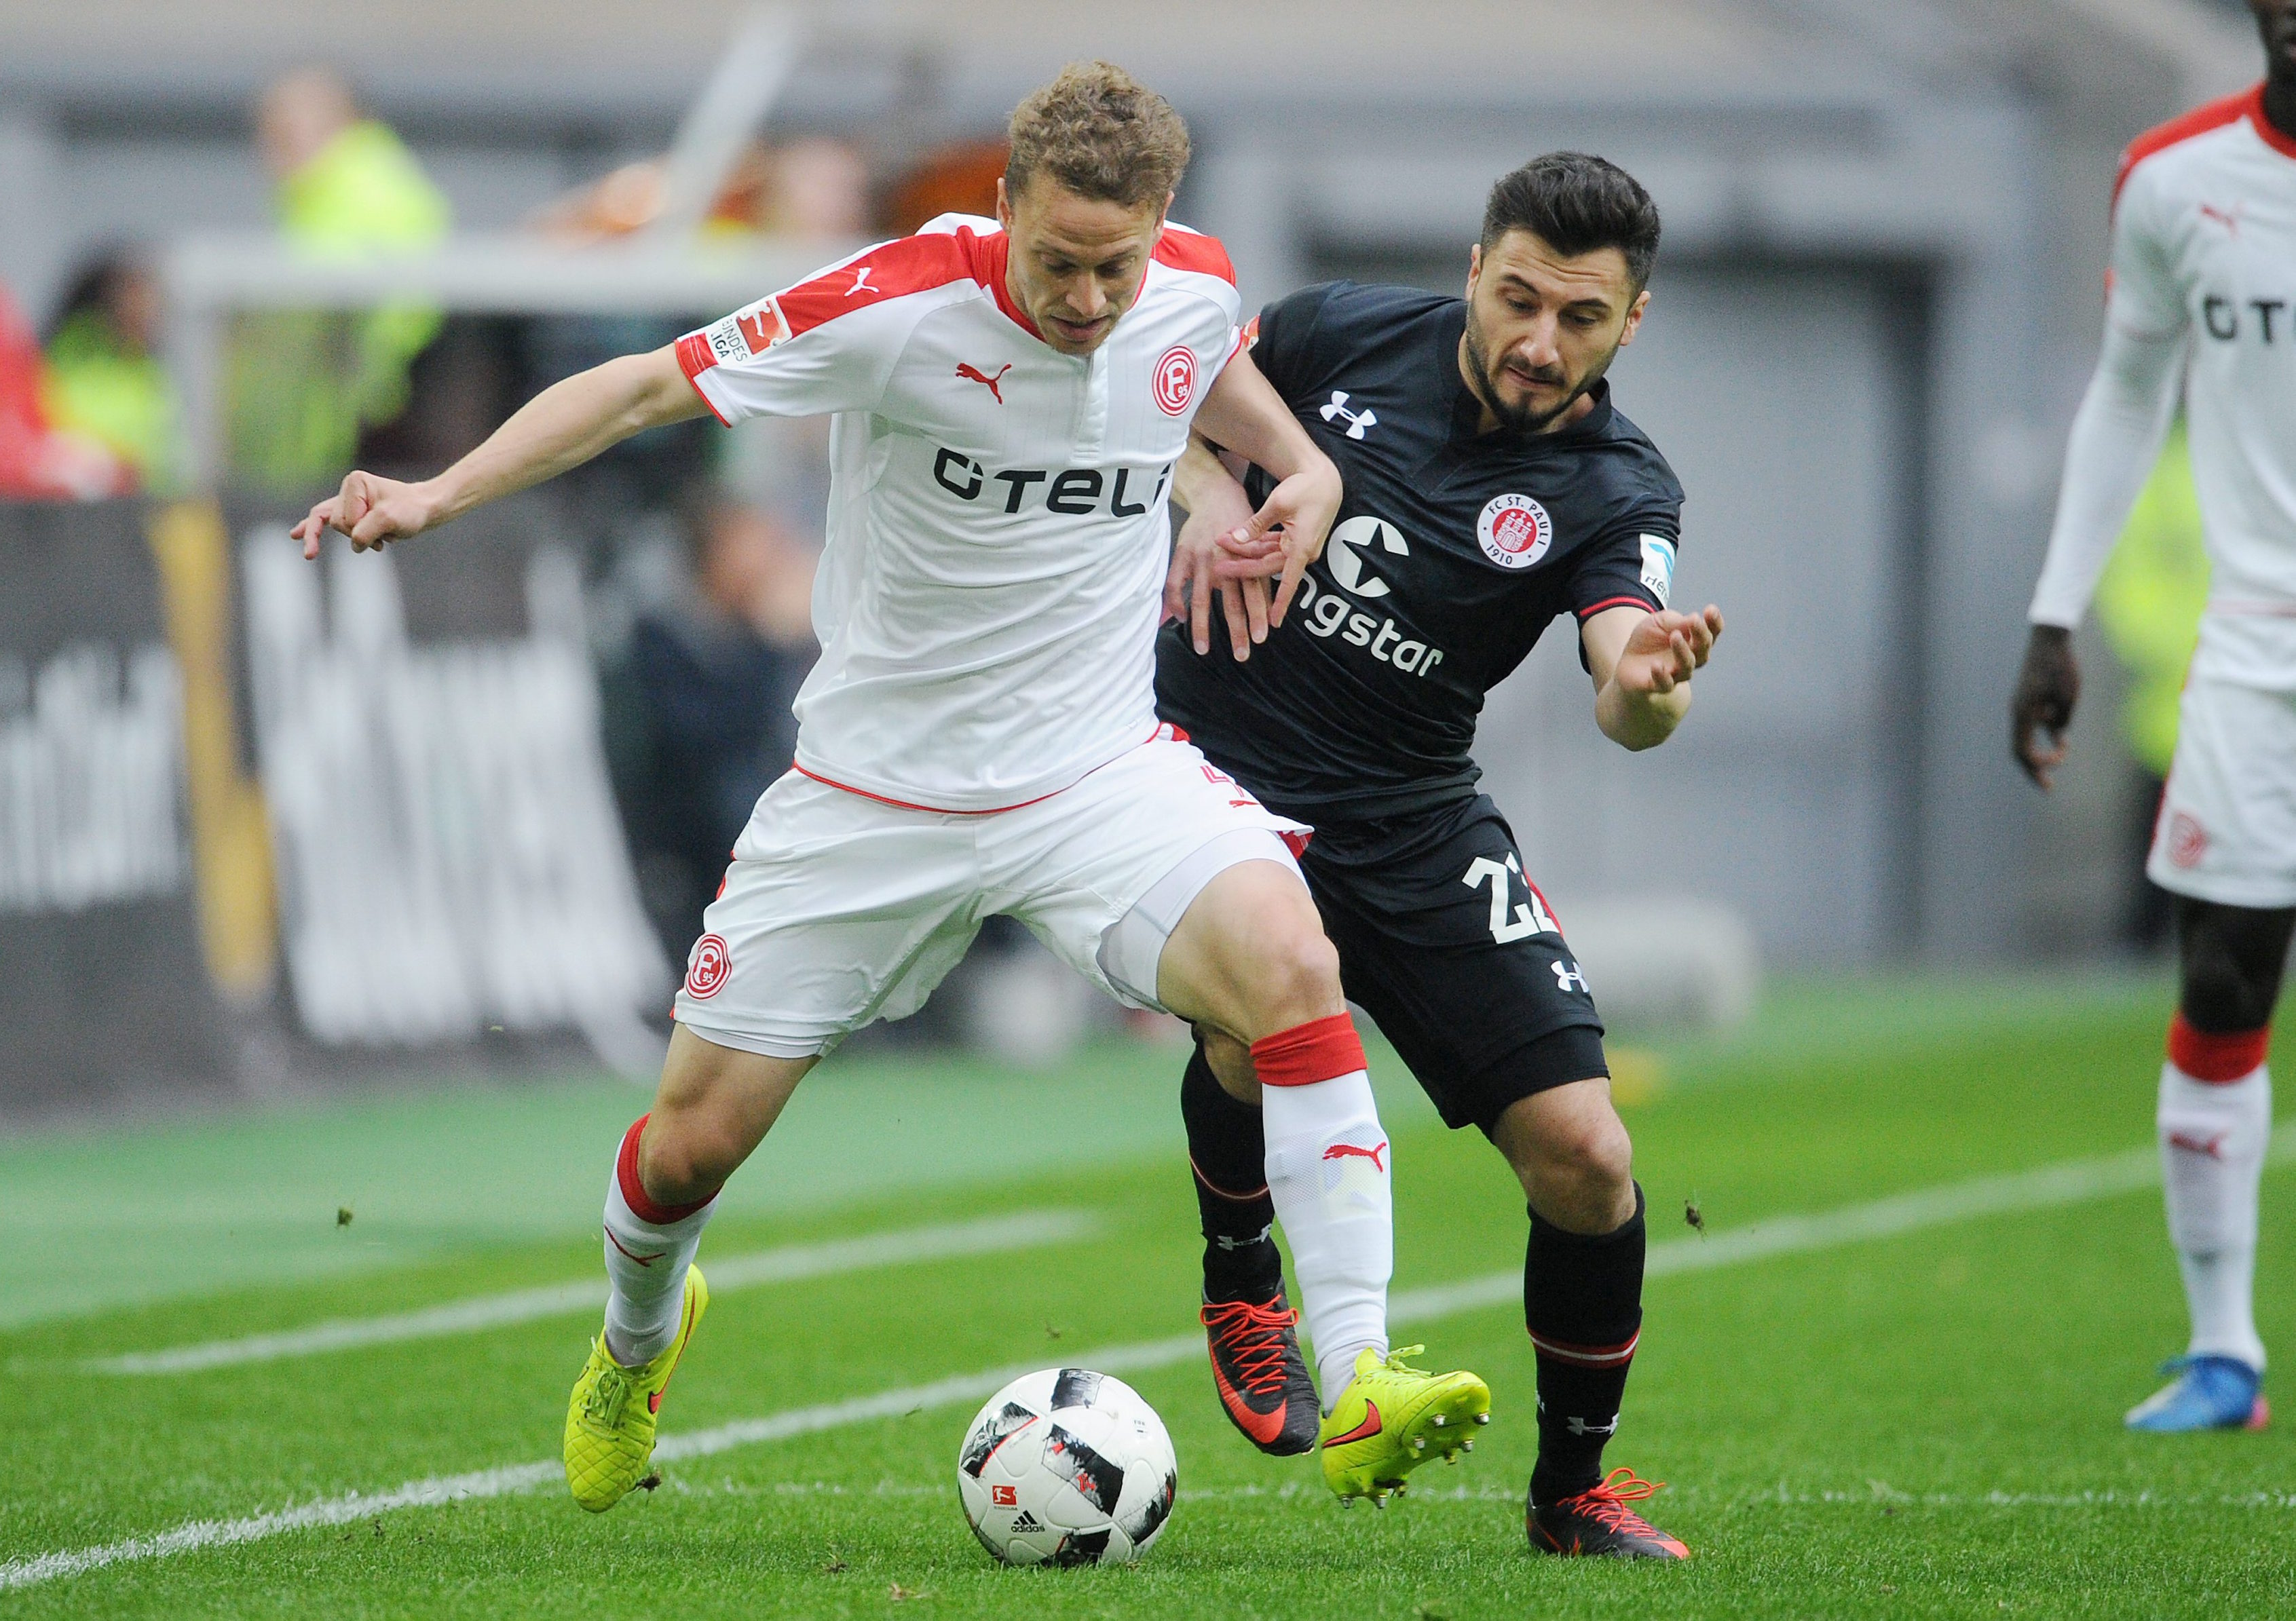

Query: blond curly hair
<box><xmin>1006</xmin><ymin>61</ymin><xmax>1190</xmax><ymax>210</ymax></box>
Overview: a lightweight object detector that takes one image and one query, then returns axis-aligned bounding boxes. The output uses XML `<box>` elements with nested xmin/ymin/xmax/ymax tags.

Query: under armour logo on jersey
<box><xmin>956</xmin><ymin>362</ymin><xmax>1013</xmax><ymax>403</ymax></box>
<box><xmin>844</xmin><ymin>265</ymin><xmax>878</xmax><ymax>295</ymax></box>
<box><xmin>1320</xmin><ymin>390</ymin><xmax>1378</xmax><ymax>439</ymax></box>
<box><xmin>1551</xmin><ymin>959</ymin><xmax>1589</xmax><ymax>995</ymax></box>
<box><xmin>2198</xmin><ymin>203</ymin><xmax>2242</xmax><ymax>236</ymax></box>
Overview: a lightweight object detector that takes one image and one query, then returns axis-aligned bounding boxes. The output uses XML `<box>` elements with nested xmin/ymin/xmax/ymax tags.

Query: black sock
<box><xmin>1526</xmin><ymin>1183</ymin><xmax>1646</xmax><ymax>1506</ymax></box>
<box><xmin>1180</xmin><ymin>1040</ymin><xmax>1280</xmax><ymax>1301</ymax></box>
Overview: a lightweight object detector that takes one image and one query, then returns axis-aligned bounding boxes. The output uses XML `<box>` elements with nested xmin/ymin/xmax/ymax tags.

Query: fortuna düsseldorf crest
<box><xmin>684</xmin><ymin>932</ymin><xmax>732</xmax><ymax>998</ymax></box>
<box><xmin>1153</xmin><ymin>345</ymin><xmax>1197</xmax><ymax>415</ymax></box>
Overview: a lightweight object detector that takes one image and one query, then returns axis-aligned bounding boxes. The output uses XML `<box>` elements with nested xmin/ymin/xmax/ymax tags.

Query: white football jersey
<box><xmin>677</xmin><ymin>214</ymin><xmax>1243</xmax><ymax>811</ymax></box>
<box><xmin>2107</xmin><ymin>87</ymin><xmax>2296</xmax><ymax>687</ymax></box>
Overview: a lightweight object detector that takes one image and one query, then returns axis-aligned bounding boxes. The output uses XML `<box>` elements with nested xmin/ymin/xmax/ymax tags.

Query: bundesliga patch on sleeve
<box><xmin>707</xmin><ymin>297</ymin><xmax>792</xmax><ymax>364</ymax></box>
<box><xmin>1638</xmin><ymin>535</ymin><xmax>1677</xmax><ymax>607</ymax></box>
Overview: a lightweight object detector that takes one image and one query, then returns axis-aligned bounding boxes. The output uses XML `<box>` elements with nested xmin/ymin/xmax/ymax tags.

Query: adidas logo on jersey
<box><xmin>932</xmin><ymin>447</ymin><xmax>1173</xmax><ymax>517</ymax></box>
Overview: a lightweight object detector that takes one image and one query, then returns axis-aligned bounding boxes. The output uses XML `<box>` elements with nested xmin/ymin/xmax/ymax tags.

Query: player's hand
<box><xmin>1216</xmin><ymin>461</ymin><xmax>1342</xmax><ymax>626</ymax></box>
<box><xmin>2011</xmin><ymin>624</ymin><xmax>2080</xmax><ymax>790</ymax></box>
<box><xmin>290</xmin><ymin>471</ymin><xmax>442</xmax><ymax>560</ymax></box>
<box><xmin>1164</xmin><ymin>472</ymin><xmax>1271</xmax><ymax>660</ymax></box>
<box><xmin>1611</xmin><ymin>605</ymin><xmax>1723</xmax><ymax>696</ymax></box>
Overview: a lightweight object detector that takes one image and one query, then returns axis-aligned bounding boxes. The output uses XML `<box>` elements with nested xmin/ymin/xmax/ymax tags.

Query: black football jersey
<box><xmin>1155</xmin><ymin>280</ymin><xmax>1686</xmax><ymax>820</ymax></box>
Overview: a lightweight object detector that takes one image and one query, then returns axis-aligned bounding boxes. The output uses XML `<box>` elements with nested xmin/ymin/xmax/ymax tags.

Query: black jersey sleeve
<box><xmin>1568</xmin><ymin>509</ymin><xmax>1681</xmax><ymax>625</ymax></box>
<box><xmin>1245</xmin><ymin>282</ymin><xmax>1347</xmax><ymax>405</ymax></box>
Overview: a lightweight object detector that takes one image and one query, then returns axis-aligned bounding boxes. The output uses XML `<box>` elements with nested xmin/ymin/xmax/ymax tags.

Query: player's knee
<box><xmin>637</xmin><ymin>1115</ymin><xmax>734</xmax><ymax>1206</ymax></box>
<box><xmin>1505</xmin><ymin>1092</ymin><xmax>1634</xmax><ymax>1229</ymax></box>
<box><xmin>1549</xmin><ymin>1107</ymin><xmax>1633</xmax><ymax>1197</ymax></box>
<box><xmin>1249</xmin><ymin>924</ymin><xmax>1344</xmax><ymax>1031</ymax></box>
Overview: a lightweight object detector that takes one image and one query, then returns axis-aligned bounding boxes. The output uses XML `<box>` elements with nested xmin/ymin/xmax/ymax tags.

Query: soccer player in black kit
<box><xmin>1157</xmin><ymin>153</ymin><xmax>1722</xmax><ymax>1558</ymax></box>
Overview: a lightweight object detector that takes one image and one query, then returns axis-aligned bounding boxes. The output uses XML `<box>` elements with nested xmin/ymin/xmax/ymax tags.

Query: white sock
<box><xmin>601</xmin><ymin>1115</ymin><xmax>716</xmax><ymax>1367</ymax></box>
<box><xmin>2158</xmin><ymin>1058</ymin><xmax>2270</xmax><ymax>1371</ymax></box>
<box><xmin>1253</xmin><ymin>1016</ymin><xmax>1393</xmax><ymax>1403</ymax></box>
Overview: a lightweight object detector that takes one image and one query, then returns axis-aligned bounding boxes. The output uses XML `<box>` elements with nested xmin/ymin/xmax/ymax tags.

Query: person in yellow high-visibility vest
<box><xmin>39</xmin><ymin>254</ymin><xmax>185</xmax><ymax>495</ymax></box>
<box><xmin>2094</xmin><ymin>421</ymin><xmax>2209</xmax><ymax>949</ymax></box>
<box><xmin>225</xmin><ymin>67</ymin><xmax>449</xmax><ymax>495</ymax></box>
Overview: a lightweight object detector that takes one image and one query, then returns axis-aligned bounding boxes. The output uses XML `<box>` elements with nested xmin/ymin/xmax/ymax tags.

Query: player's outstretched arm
<box><xmin>1165</xmin><ymin>435</ymin><xmax>1273</xmax><ymax>659</ymax></box>
<box><xmin>1190</xmin><ymin>348</ymin><xmax>1341</xmax><ymax>625</ymax></box>
<box><xmin>290</xmin><ymin>344</ymin><xmax>708</xmax><ymax>558</ymax></box>
<box><xmin>1583</xmin><ymin>603</ymin><xmax>1723</xmax><ymax>751</ymax></box>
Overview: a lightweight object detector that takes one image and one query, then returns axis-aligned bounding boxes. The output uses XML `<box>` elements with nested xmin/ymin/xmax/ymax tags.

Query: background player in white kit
<box><xmin>293</xmin><ymin>62</ymin><xmax>1490</xmax><ymax>1512</ymax></box>
<box><xmin>2013</xmin><ymin>0</ymin><xmax>2296</xmax><ymax>1433</ymax></box>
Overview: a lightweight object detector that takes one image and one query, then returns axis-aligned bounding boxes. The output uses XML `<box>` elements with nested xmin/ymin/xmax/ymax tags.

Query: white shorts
<box><xmin>2148</xmin><ymin>676</ymin><xmax>2296</xmax><ymax>909</ymax></box>
<box><xmin>673</xmin><ymin>731</ymin><xmax>1309</xmax><ymax>1057</ymax></box>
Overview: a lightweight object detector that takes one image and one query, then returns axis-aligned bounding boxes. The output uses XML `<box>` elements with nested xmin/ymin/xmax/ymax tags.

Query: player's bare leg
<box><xmin>565</xmin><ymin>1030</ymin><xmax>814</xmax><ymax>1510</ymax></box>
<box><xmin>1488</xmin><ymin>1082</ymin><xmax>1685</xmax><ymax>1557</ymax></box>
<box><xmin>1159</xmin><ymin>861</ymin><xmax>1490</xmax><ymax>1503</ymax></box>
<box><xmin>2130</xmin><ymin>897</ymin><xmax>2290</xmax><ymax>1432</ymax></box>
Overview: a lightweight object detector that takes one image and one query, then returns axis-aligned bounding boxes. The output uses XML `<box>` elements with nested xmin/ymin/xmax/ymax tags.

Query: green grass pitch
<box><xmin>4</xmin><ymin>974</ymin><xmax>2294</xmax><ymax>1618</ymax></box>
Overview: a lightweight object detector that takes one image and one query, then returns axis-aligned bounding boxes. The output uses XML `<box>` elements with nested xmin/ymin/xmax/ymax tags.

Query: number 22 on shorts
<box><xmin>1463</xmin><ymin>854</ymin><xmax>1558</xmax><ymax>944</ymax></box>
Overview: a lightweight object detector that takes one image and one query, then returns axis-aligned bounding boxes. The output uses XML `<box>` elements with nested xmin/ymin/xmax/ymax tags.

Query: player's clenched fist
<box><xmin>1613</xmin><ymin>605</ymin><xmax>1723</xmax><ymax>695</ymax></box>
<box><xmin>290</xmin><ymin>470</ymin><xmax>440</xmax><ymax>560</ymax></box>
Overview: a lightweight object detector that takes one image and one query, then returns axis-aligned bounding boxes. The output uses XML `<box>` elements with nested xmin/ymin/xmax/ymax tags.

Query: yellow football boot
<box><xmin>1319</xmin><ymin>1343</ymin><xmax>1490</xmax><ymax>1506</ymax></box>
<box><xmin>563</xmin><ymin>1265</ymin><xmax>709</xmax><ymax>1512</ymax></box>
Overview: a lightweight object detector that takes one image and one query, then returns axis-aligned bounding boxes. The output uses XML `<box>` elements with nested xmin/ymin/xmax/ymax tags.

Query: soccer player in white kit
<box><xmin>2013</xmin><ymin>0</ymin><xmax>2296</xmax><ymax>1433</ymax></box>
<box><xmin>294</xmin><ymin>63</ymin><xmax>1490</xmax><ymax>1513</ymax></box>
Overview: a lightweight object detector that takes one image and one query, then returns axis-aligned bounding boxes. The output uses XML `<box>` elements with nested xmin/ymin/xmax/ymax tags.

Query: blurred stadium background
<box><xmin>0</xmin><ymin>0</ymin><xmax>2261</xmax><ymax>1113</ymax></box>
<box><xmin>10</xmin><ymin>5</ymin><xmax>2296</xmax><ymax>1614</ymax></box>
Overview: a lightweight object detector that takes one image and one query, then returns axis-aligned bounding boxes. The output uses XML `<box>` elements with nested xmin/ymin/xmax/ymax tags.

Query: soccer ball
<box><xmin>956</xmin><ymin>1367</ymin><xmax>1178</xmax><ymax>1565</ymax></box>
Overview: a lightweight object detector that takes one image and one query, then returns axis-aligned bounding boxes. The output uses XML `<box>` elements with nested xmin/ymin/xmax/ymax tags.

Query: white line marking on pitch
<box><xmin>10</xmin><ymin>1133</ymin><xmax>2283</xmax><ymax>1592</ymax></box>
<box><xmin>88</xmin><ymin>1210</ymin><xmax>1099</xmax><ymax>1376</ymax></box>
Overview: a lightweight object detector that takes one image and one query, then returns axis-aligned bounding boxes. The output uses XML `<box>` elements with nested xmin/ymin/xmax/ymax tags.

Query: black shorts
<box><xmin>1295</xmin><ymin>794</ymin><xmax>1608</xmax><ymax>1135</ymax></box>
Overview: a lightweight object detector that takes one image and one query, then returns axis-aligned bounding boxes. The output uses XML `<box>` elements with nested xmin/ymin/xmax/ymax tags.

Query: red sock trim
<box><xmin>1189</xmin><ymin>1152</ymin><xmax>1270</xmax><ymax>1201</ymax></box>
<box><xmin>1528</xmin><ymin>1328</ymin><xmax>1641</xmax><ymax>1368</ymax></box>
<box><xmin>2167</xmin><ymin>1014</ymin><xmax>2269</xmax><ymax>1084</ymax></box>
<box><xmin>616</xmin><ymin>1114</ymin><xmax>715</xmax><ymax>1225</ymax></box>
<box><xmin>1249</xmin><ymin>1014</ymin><xmax>1368</xmax><ymax>1088</ymax></box>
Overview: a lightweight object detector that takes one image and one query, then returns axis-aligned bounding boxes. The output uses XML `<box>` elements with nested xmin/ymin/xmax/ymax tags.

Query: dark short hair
<box><xmin>1006</xmin><ymin>61</ymin><xmax>1191</xmax><ymax>210</ymax></box>
<box><xmin>1481</xmin><ymin>153</ymin><xmax>1661</xmax><ymax>290</ymax></box>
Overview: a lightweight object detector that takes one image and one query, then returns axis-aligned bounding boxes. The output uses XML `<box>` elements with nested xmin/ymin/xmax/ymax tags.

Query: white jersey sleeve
<box><xmin>674</xmin><ymin>236</ymin><xmax>981</xmax><ymax>424</ymax></box>
<box><xmin>2028</xmin><ymin>145</ymin><xmax>2191</xmax><ymax>630</ymax></box>
<box><xmin>2027</xmin><ymin>311</ymin><xmax>2187</xmax><ymax>629</ymax></box>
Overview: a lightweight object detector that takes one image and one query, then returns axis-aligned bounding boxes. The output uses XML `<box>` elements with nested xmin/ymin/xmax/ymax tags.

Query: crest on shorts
<box><xmin>1477</xmin><ymin>493</ymin><xmax>1553</xmax><ymax>570</ymax></box>
<box><xmin>685</xmin><ymin>932</ymin><xmax>732</xmax><ymax>999</ymax></box>
<box><xmin>2167</xmin><ymin>812</ymin><xmax>2208</xmax><ymax>869</ymax></box>
<box><xmin>1153</xmin><ymin>345</ymin><xmax>1197</xmax><ymax>415</ymax></box>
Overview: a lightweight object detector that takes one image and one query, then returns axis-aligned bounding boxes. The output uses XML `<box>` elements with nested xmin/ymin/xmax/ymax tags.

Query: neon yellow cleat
<box><xmin>1319</xmin><ymin>1343</ymin><xmax>1490</xmax><ymax>1506</ymax></box>
<box><xmin>563</xmin><ymin>1265</ymin><xmax>709</xmax><ymax>1512</ymax></box>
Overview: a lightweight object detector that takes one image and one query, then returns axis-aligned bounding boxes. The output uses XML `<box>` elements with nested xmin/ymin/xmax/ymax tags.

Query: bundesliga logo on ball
<box><xmin>957</xmin><ymin>1368</ymin><xmax>1178</xmax><ymax>1565</ymax></box>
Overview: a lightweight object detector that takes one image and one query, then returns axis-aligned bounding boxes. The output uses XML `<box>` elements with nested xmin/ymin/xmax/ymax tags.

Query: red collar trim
<box><xmin>2249</xmin><ymin>83</ymin><xmax>2296</xmax><ymax>160</ymax></box>
<box><xmin>968</xmin><ymin>230</ymin><xmax>1045</xmax><ymax>342</ymax></box>
<box><xmin>965</xmin><ymin>225</ymin><xmax>1163</xmax><ymax>347</ymax></box>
